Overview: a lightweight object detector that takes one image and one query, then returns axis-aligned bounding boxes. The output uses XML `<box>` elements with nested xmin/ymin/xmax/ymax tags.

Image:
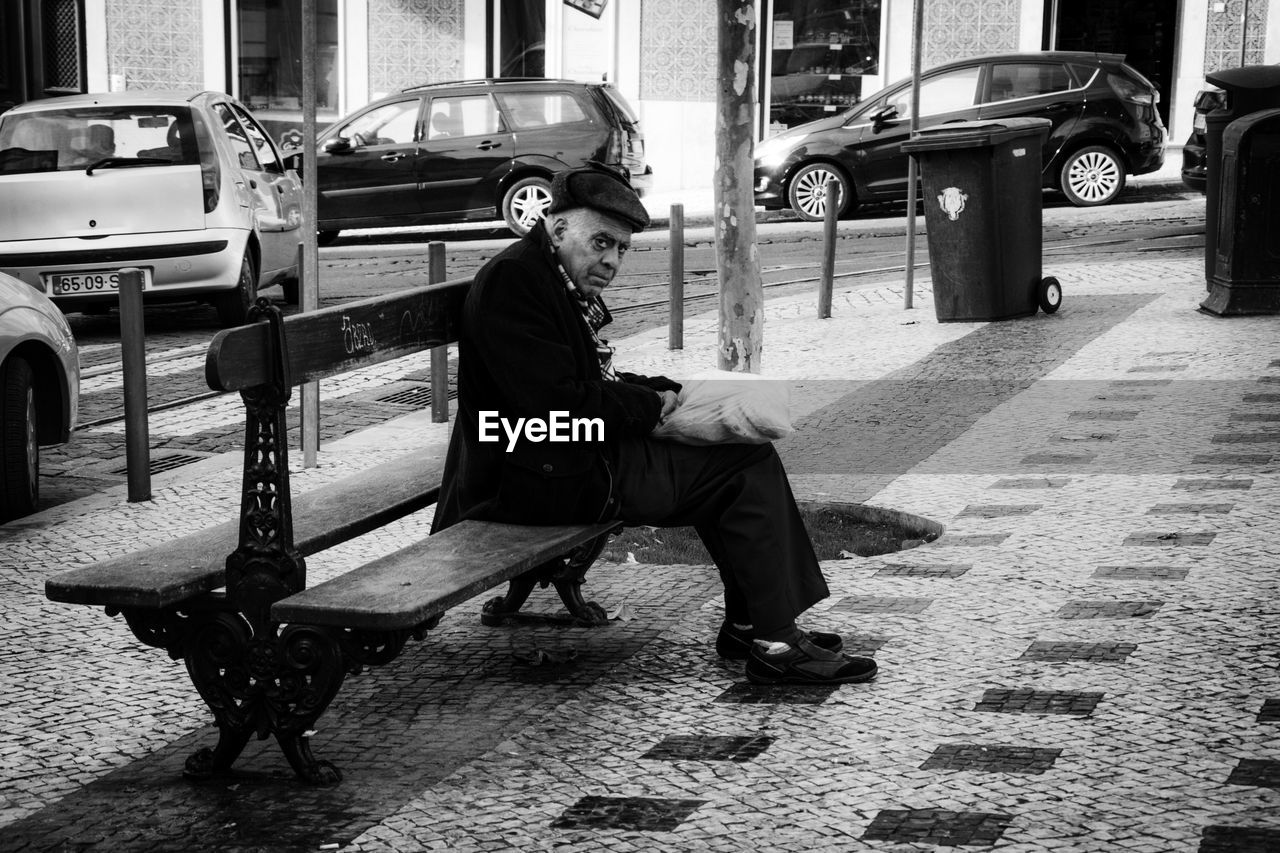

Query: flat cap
<box><xmin>547</xmin><ymin>161</ymin><xmax>650</xmax><ymax>232</ymax></box>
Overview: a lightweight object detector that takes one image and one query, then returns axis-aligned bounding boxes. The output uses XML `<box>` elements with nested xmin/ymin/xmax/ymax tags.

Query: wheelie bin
<box><xmin>901</xmin><ymin>117</ymin><xmax>1060</xmax><ymax>322</ymax></box>
<box><xmin>1200</xmin><ymin>65</ymin><xmax>1280</xmax><ymax>286</ymax></box>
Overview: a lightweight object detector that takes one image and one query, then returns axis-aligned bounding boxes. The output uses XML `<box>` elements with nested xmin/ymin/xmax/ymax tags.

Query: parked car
<box><xmin>308</xmin><ymin>78</ymin><xmax>651</xmax><ymax>241</ymax></box>
<box><xmin>0</xmin><ymin>271</ymin><xmax>78</xmax><ymax>521</ymax></box>
<box><xmin>1181</xmin><ymin>86</ymin><xmax>1226</xmax><ymax>192</ymax></box>
<box><xmin>0</xmin><ymin>91</ymin><xmax>304</xmax><ymax>326</ymax></box>
<box><xmin>755</xmin><ymin>51</ymin><xmax>1166</xmax><ymax>220</ymax></box>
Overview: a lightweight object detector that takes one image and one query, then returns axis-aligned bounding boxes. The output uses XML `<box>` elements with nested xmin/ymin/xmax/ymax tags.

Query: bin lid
<box><xmin>900</xmin><ymin>117</ymin><xmax>1052</xmax><ymax>153</ymax></box>
<box><xmin>1222</xmin><ymin>106</ymin><xmax>1280</xmax><ymax>151</ymax></box>
<box><xmin>1205</xmin><ymin>65</ymin><xmax>1280</xmax><ymax>91</ymax></box>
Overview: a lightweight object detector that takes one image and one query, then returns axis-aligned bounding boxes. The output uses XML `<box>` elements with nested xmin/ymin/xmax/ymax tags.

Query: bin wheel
<box><xmin>1037</xmin><ymin>277</ymin><xmax>1062</xmax><ymax>314</ymax></box>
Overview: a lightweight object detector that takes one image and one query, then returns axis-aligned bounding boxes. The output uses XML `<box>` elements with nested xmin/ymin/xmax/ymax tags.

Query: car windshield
<box><xmin>0</xmin><ymin>106</ymin><xmax>205</xmax><ymax>175</ymax></box>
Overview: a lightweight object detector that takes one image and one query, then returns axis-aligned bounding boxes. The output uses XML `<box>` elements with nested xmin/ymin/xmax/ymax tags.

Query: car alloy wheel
<box><xmin>0</xmin><ymin>356</ymin><xmax>39</xmax><ymax>521</ymax></box>
<box><xmin>503</xmin><ymin>176</ymin><xmax>553</xmax><ymax>236</ymax></box>
<box><xmin>788</xmin><ymin>163</ymin><xmax>849</xmax><ymax>222</ymax></box>
<box><xmin>215</xmin><ymin>253</ymin><xmax>258</xmax><ymax>328</ymax></box>
<box><xmin>1061</xmin><ymin>146</ymin><xmax>1125</xmax><ymax>206</ymax></box>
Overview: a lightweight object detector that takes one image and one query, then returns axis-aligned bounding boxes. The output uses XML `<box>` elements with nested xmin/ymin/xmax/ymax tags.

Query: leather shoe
<box><xmin>745</xmin><ymin>636</ymin><xmax>877</xmax><ymax>685</ymax></box>
<box><xmin>716</xmin><ymin>621</ymin><xmax>843</xmax><ymax>660</ymax></box>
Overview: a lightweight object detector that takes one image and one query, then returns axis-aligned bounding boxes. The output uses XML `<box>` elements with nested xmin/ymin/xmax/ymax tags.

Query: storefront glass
<box><xmin>499</xmin><ymin>0</ymin><xmax>545</xmax><ymax>77</ymax></box>
<box><xmin>236</xmin><ymin>0</ymin><xmax>339</xmax><ymax>146</ymax></box>
<box><xmin>768</xmin><ymin>0</ymin><xmax>881</xmax><ymax>132</ymax></box>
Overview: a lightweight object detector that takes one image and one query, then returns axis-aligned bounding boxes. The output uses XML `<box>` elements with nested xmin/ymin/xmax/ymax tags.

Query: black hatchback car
<box><xmin>311</xmin><ymin>78</ymin><xmax>650</xmax><ymax>241</ymax></box>
<box><xmin>755</xmin><ymin>51</ymin><xmax>1165</xmax><ymax>220</ymax></box>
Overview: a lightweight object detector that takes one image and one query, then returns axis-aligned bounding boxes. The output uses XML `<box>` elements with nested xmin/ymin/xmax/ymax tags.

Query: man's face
<box><xmin>549</xmin><ymin>209</ymin><xmax>632</xmax><ymax>299</ymax></box>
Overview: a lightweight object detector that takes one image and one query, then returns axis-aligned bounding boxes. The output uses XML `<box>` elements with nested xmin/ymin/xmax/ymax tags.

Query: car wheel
<box><xmin>317</xmin><ymin>230</ymin><xmax>340</xmax><ymax>246</ymax></box>
<box><xmin>1</xmin><ymin>356</ymin><xmax>39</xmax><ymax>522</ymax></box>
<box><xmin>787</xmin><ymin>163</ymin><xmax>851</xmax><ymax>222</ymax></box>
<box><xmin>1060</xmin><ymin>145</ymin><xmax>1125</xmax><ymax>206</ymax></box>
<box><xmin>215</xmin><ymin>253</ymin><xmax>258</xmax><ymax>328</ymax></box>
<box><xmin>502</xmin><ymin>176</ymin><xmax>552</xmax><ymax>236</ymax></box>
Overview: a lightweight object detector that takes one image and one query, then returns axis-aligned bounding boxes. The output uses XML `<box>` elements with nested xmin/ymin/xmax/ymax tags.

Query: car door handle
<box><xmin>476</xmin><ymin>140</ymin><xmax>502</xmax><ymax>151</ymax></box>
<box><xmin>1045</xmin><ymin>102</ymin><xmax>1073</xmax><ymax>112</ymax></box>
<box><xmin>381</xmin><ymin>152</ymin><xmax>408</xmax><ymax>162</ymax></box>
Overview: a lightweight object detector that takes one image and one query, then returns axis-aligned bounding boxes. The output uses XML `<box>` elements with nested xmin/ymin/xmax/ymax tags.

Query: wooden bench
<box><xmin>46</xmin><ymin>281</ymin><xmax>620</xmax><ymax>785</ymax></box>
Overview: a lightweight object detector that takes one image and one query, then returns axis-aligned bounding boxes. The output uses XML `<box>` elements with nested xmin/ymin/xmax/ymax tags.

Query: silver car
<box><xmin>0</xmin><ymin>91</ymin><xmax>303</xmax><ymax>326</ymax></box>
<box><xmin>0</xmin><ymin>271</ymin><xmax>78</xmax><ymax>521</ymax></box>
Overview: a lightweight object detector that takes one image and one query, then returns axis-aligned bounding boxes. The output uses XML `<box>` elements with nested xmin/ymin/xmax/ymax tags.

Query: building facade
<box><xmin>5</xmin><ymin>0</ymin><xmax>1280</xmax><ymax>193</ymax></box>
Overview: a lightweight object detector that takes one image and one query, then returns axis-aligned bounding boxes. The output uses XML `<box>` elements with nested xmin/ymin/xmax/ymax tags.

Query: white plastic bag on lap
<box><xmin>650</xmin><ymin>372</ymin><xmax>792</xmax><ymax>445</ymax></box>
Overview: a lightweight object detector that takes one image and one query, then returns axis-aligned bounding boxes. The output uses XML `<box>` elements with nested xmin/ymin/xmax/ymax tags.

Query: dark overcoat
<box><xmin>432</xmin><ymin>221</ymin><xmax>678</xmax><ymax>530</ymax></box>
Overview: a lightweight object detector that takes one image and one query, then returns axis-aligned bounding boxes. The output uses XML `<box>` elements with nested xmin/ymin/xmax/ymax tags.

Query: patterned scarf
<box><xmin>557</xmin><ymin>263</ymin><xmax>618</xmax><ymax>381</ymax></box>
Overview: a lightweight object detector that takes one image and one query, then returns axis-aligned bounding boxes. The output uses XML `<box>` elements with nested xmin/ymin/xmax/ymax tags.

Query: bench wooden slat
<box><xmin>271</xmin><ymin>520</ymin><xmax>618</xmax><ymax>631</ymax></box>
<box><xmin>45</xmin><ymin>454</ymin><xmax>445</xmax><ymax>609</ymax></box>
<box><xmin>205</xmin><ymin>279</ymin><xmax>467</xmax><ymax>392</ymax></box>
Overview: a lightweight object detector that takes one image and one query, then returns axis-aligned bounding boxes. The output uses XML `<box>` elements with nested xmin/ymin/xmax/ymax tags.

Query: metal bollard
<box><xmin>117</xmin><ymin>267</ymin><xmax>151</xmax><ymax>502</ymax></box>
<box><xmin>668</xmin><ymin>203</ymin><xmax>684</xmax><ymax>350</ymax></box>
<box><xmin>428</xmin><ymin>242</ymin><xmax>449</xmax><ymax>423</ymax></box>
<box><xmin>818</xmin><ymin>179</ymin><xmax>838</xmax><ymax>319</ymax></box>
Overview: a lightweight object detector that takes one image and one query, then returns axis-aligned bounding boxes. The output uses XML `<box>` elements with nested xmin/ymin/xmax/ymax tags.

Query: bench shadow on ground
<box><xmin>9</xmin><ymin>562</ymin><xmax>727</xmax><ymax>852</ymax></box>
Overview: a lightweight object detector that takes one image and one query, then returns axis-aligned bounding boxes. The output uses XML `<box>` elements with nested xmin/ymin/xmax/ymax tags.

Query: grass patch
<box><xmin>599</xmin><ymin>503</ymin><xmax>935</xmax><ymax>565</ymax></box>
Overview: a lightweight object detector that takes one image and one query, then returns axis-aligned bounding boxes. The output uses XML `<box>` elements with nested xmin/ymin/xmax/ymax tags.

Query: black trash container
<box><xmin>902</xmin><ymin>118</ymin><xmax>1058</xmax><ymax>323</ymax></box>
<box><xmin>1202</xmin><ymin>66</ymin><xmax>1280</xmax><ymax>285</ymax></box>
<box><xmin>1201</xmin><ymin>107</ymin><xmax>1280</xmax><ymax>316</ymax></box>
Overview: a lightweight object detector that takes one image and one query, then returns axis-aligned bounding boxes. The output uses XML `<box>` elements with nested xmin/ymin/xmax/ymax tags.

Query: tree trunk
<box><xmin>714</xmin><ymin>0</ymin><xmax>763</xmax><ymax>373</ymax></box>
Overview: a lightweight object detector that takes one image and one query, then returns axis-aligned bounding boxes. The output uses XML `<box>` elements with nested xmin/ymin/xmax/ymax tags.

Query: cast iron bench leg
<box><xmin>480</xmin><ymin>532</ymin><xmax>612</xmax><ymax>626</ymax></box>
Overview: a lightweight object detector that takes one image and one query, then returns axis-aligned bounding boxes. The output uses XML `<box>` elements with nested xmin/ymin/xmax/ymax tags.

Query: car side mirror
<box><xmin>282</xmin><ymin>151</ymin><xmax>303</xmax><ymax>171</ymax></box>
<box><xmin>870</xmin><ymin>106</ymin><xmax>900</xmax><ymax>127</ymax></box>
<box><xmin>322</xmin><ymin>137</ymin><xmax>352</xmax><ymax>154</ymax></box>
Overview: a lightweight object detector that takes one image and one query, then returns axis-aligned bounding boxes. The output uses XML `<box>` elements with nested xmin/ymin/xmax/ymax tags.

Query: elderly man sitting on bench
<box><xmin>431</xmin><ymin>163</ymin><xmax>876</xmax><ymax>686</ymax></box>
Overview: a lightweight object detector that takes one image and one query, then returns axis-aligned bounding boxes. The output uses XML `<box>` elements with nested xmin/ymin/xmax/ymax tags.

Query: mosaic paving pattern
<box><xmin>863</xmin><ymin>808</ymin><xmax>1014</xmax><ymax>845</ymax></box>
<box><xmin>550</xmin><ymin>796</ymin><xmax>707</xmax><ymax>831</ymax></box>
<box><xmin>7</xmin><ymin>258</ymin><xmax>1280</xmax><ymax>851</ymax></box>
<box><xmin>920</xmin><ymin>743</ymin><xmax>1063</xmax><ymax>774</ymax></box>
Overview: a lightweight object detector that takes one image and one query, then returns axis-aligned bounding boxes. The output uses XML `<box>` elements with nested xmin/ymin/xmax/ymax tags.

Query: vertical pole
<box><xmin>1241</xmin><ymin>0</ymin><xmax>1252</xmax><ymax>65</ymax></box>
<box><xmin>818</xmin><ymin>178</ymin><xmax>837</xmax><ymax>318</ymax></box>
<box><xmin>903</xmin><ymin>0</ymin><xmax>924</xmax><ymax>310</ymax></box>
<box><xmin>428</xmin><ymin>242</ymin><xmax>450</xmax><ymax>423</ymax></box>
<box><xmin>300</xmin><ymin>0</ymin><xmax>320</xmax><ymax>468</ymax></box>
<box><xmin>117</xmin><ymin>268</ymin><xmax>151</xmax><ymax>502</ymax></box>
<box><xmin>668</xmin><ymin>203</ymin><xmax>684</xmax><ymax>350</ymax></box>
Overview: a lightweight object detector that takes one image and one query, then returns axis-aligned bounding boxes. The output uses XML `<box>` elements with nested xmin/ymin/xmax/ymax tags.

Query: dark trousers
<box><xmin>608</xmin><ymin>439</ymin><xmax>829</xmax><ymax>635</ymax></box>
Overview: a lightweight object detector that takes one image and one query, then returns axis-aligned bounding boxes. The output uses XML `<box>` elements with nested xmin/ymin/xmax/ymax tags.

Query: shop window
<box><xmin>236</xmin><ymin>0</ymin><xmax>339</xmax><ymax>146</ymax></box>
<box><xmin>499</xmin><ymin>0</ymin><xmax>545</xmax><ymax>77</ymax></box>
<box><xmin>769</xmin><ymin>0</ymin><xmax>882</xmax><ymax>131</ymax></box>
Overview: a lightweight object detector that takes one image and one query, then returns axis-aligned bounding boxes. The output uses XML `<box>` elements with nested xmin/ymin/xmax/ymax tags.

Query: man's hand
<box><xmin>657</xmin><ymin>389</ymin><xmax>679</xmax><ymax>422</ymax></box>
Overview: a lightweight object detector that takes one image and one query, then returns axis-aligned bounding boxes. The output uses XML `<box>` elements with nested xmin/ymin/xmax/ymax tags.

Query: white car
<box><xmin>0</xmin><ymin>91</ymin><xmax>303</xmax><ymax>326</ymax></box>
<box><xmin>0</xmin><ymin>271</ymin><xmax>78</xmax><ymax>521</ymax></box>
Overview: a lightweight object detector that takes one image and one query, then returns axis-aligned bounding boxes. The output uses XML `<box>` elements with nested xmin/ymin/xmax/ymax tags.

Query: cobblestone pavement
<box><xmin>6</xmin><ymin>245</ymin><xmax>1280</xmax><ymax>852</ymax></box>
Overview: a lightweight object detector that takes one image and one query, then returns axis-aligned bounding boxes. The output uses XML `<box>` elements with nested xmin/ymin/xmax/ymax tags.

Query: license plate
<box><xmin>48</xmin><ymin>269</ymin><xmax>146</xmax><ymax>296</ymax></box>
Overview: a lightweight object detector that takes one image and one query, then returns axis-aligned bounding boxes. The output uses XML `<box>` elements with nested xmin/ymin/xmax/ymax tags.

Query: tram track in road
<box><xmin>70</xmin><ymin>221</ymin><xmax>1206</xmax><ymax>432</ymax></box>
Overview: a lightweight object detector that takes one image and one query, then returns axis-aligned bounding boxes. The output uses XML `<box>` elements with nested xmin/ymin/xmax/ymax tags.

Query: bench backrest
<box><xmin>204</xmin><ymin>277</ymin><xmax>470</xmax><ymax>392</ymax></box>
